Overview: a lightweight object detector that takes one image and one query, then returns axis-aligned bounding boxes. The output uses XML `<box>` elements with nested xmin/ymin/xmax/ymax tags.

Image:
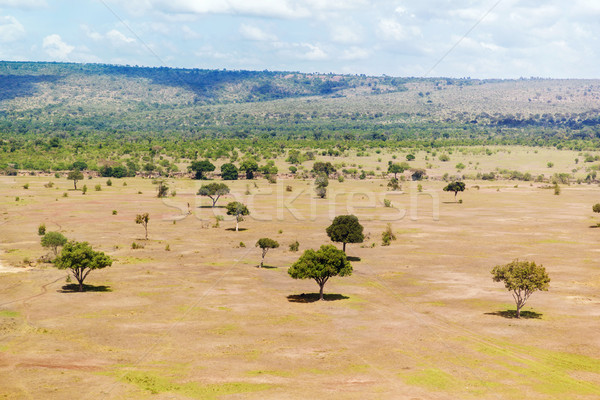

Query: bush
<box><xmin>384</xmin><ymin>199</ymin><xmax>392</xmax><ymax>208</ymax></box>
<box><xmin>112</xmin><ymin>210</ymin><xmax>118</xmax><ymax>215</ymax></box>
<box><xmin>289</xmin><ymin>240</ymin><xmax>299</xmax><ymax>252</ymax></box>
<box><xmin>382</xmin><ymin>224</ymin><xmax>396</xmax><ymax>246</ymax></box>
<box><xmin>23</xmin><ymin>183</ymin><xmax>29</xmax><ymax>189</ymax></box>
<box><xmin>82</xmin><ymin>185</ymin><xmax>88</xmax><ymax>194</ymax></box>
<box><xmin>38</xmin><ymin>224</ymin><xmax>46</xmax><ymax>236</ymax></box>
<box><xmin>131</xmin><ymin>242</ymin><xmax>145</xmax><ymax>249</ymax></box>
<box><xmin>95</xmin><ymin>184</ymin><xmax>102</xmax><ymax>191</ymax></box>
<box><xmin>106</xmin><ymin>179</ymin><xmax>113</xmax><ymax>186</ymax></box>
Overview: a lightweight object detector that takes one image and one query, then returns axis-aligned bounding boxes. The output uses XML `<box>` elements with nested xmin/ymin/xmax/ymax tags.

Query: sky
<box><xmin>0</xmin><ymin>0</ymin><xmax>599</xmax><ymax>78</ymax></box>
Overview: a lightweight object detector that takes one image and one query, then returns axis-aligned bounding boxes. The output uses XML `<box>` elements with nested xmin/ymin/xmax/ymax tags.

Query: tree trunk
<box><xmin>236</xmin><ymin>219</ymin><xmax>239</xmax><ymax>232</ymax></box>
<box><xmin>74</xmin><ymin>180</ymin><xmax>77</xmax><ymax>190</ymax></box>
<box><xmin>319</xmin><ymin>283</ymin><xmax>324</xmax><ymax>300</ymax></box>
<box><xmin>145</xmin><ymin>225</ymin><xmax>148</xmax><ymax>240</ymax></box>
<box><xmin>342</xmin><ymin>242</ymin><xmax>347</xmax><ymax>253</ymax></box>
<box><xmin>516</xmin><ymin>304</ymin><xmax>521</xmax><ymax>318</ymax></box>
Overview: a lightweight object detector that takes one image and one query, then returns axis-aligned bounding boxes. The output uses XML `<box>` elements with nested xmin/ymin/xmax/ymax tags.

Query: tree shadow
<box><xmin>346</xmin><ymin>256</ymin><xmax>361</xmax><ymax>262</ymax></box>
<box><xmin>197</xmin><ymin>205</ymin><xmax>226</xmax><ymax>209</ymax></box>
<box><xmin>257</xmin><ymin>265</ymin><xmax>278</xmax><ymax>269</ymax></box>
<box><xmin>588</xmin><ymin>225</ymin><xmax>600</xmax><ymax>229</ymax></box>
<box><xmin>287</xmin><ymin>293</ymin><xmax>349</xmax><ymax>303</ymax></box>
<box><xmin>225</xmin><ymin>228</ymin><xmax>248</xmax><ymax>231</ymax></box>
<box><xmin>484</xmin><ymin>310</ymin><xmax>542</xmax><ymax>319</ymax></box>
<box><xmin>59</xmin><ymin>284</ymin><xmax>112</xmax><ymax>293</ymax></box>
<box><xmin>442</xmin><ymin>201</ymin><xmax>460</xmax><ymax>204</ymax></box>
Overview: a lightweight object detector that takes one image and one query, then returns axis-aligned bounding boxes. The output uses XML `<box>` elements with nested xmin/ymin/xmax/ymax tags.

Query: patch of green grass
<box><xmin>534</xmin><ymin>239</ymin><xmax>579</xmax><ymax>245</ymax></box>
<box><xmin>211</xmin><ymin>324</ymin><xmax>239</xmax><ymax>335</ymax></box>
<box><xmin>117</xmin><ymin>370</ymin><xmax>271</xmax><ymax>398</ymax></box>
<box><xmin>0</xmin><ymin>310</ymin><xmax>19</xmax><ymax>318</ymax></box>
<box><xmin>118</xmin><ymin>257</ymin><xmax>153</xmax><ymax>265</ymax></box>
<box><xmin>403</xmin><ymin>368</ymin><xmax>460</xmax><ymax>391</ymax></box>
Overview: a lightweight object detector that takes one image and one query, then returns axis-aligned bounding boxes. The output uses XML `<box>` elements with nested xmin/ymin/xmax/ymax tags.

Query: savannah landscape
<box><xmin>0</xmin><ymin>62</ymin><xmax>600</xmax><ymax>399</ymax></box>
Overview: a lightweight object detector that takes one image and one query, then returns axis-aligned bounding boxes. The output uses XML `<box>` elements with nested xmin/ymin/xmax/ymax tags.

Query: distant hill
<box><xmin>0</xmin><ymin>61</ymin><xmax>599</xmax><ymax>140</ymax></box>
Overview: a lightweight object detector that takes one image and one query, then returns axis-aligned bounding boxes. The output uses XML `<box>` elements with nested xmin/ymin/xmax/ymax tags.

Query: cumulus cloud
<box><xmin>239</xmin><ymin>24</ymin><xmax>277</xmax><ymax>41</ymax></box>
<box><xmin>378</xmin><ymin>18</ymin><xmax>420</xmax><ymax>41</ymax></box>
<box><xmin>42</xmin><ymin>34</ymin><xmax>74</xmax><ymax>61</ymax></box>
<box><xmin>0</xmin><ymin>15</ymin><xmax>25</xmax><ymax>43</ymax></box>
<box><xmin>106</xmin><ymin>29</ymin><xmax>137</xmax><ymax>46</ymax></box>
<box><xmin>148</xmin><ymin>0</ymin><xmax>311</xmax><ymax>19</ymax></box>
<box><xmin>341</xmin><ymin>46</ymin><xmax>370</xmax><ymax>60</ymax></box>
<box><xmin>330</xmin><ymin>24</ymin><xmax>362</xmax><ymax>44</ymax></box>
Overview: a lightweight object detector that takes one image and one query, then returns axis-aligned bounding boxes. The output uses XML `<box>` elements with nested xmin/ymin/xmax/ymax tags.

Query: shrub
<box><xmin>23</xmin><ymin>183</ymin><xmax>29</xmax><ymax>189</ymax></box>
<box><xmin>382</xmin><ymin>224</ymin><xmax>396</xmax><ymax>246</ymax></box>
<box><xmin>38</xmin><ymin>224</ymin><xmax>46</xmax><ymax>236</ymax></box>
<box><xmin>106</xmin><ymin>179</ymin><xmax>113</xmax><ymax>186</ymax></box>
<box><xmin>384</xmin><ymin>199</ymin><xmax>392</xmax><ymax>208</ymax></box>
<box><xmin>289</xmin><ymin>240</ymin><xmax>299</xmax><ymax>252</ymax></box>
<box><xmin>95</xmin><ymin>184</ymin><xmax>102</xmax><ymax>191</ymax></box>
<box><xmin>112</xmin><ymin>210</ymin><xmax>118</xmax><ymax>215</ymax></box>
<box><xmin>131</xmin><ymin>242</ymin><xmax>145</xmax><ymax>249</ymax></box>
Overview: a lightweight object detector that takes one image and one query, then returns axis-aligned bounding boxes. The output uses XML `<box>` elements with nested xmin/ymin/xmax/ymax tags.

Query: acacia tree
<box><xmin>255</xmin><ymin>238</ymin><xmax>279</xmax><ymax>268</ymax></box>
<box><xmin>41</xmin><ymin>231</ymin><xmax>67</xmax><ymax>256</ymax></box>
<box><xmin>198</xmin><ymin>183</ymin><xmax>230</xmax><ymax>207</ymax></box>
<box><xmin>326</xmin><ymin>215</ymin><xmax>364</xmax><ymax>253</ymax></box>
<box><xmin>54</xmin><ymin>241</ymin><xmax>112</xmax><ymax>292</ymax></box>
<box><xmin>312</xmin><ymin>161</ymin><xmax>336</xmax><ymax>177</ymax></box>
<box><xmin>388</xmin><ymin>162</ymin><xmax>409</xmax><ymax>178</ymax></box>
<box><xmin>288</xmin><ymin>245</ymin><xmax>352</xmax><ymax>300</ymax></box>
<box><xmin>226</xmin><ymin>202</ymin><xmax>250</xmax><ymax>231</ymax></box>
<box><xmin>443</xmin><ymin>181</ymin><xmax>466</xmax><ymax>199</ymax></box>
<box><xmin>135</xmin><ymin>213</ymin><xmax>150</xmax><ymax>240</ymax></box>
<box><xmin>491</xmin><ymin>260</ymin><xmax>550</xmax><ymax>318</ymax></box>
<box><xmin>189</xmin><ymin>160</ymin><xmax>215</xmax><ymax>180</ymax></box>
<box><xmin>67</xmin><ymin>169</ymin><xmax>84</xmax><ymax>190</ymax></box>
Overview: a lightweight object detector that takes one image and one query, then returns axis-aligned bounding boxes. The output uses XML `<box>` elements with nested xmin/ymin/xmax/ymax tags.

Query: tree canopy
<box><xmin>288</xmin><ymin>244</ymin><xmax>352</xmax><ymax>300</ymax></box>
<box><xmin>198</xmin><ymin>182</ymin><xmax>230</xmax><ymax>207</ymax></box>
<box><xmin>387</xmin><ymin>162</ymin><xmax>410</xmax><ymax>178</ymax></box>
<box><xmin>41</xmin><ymin>231</ymin><xmax>67</xmax><ymax>256</ymax></box>
<box><xmin>67</xmin><ymin>169</ymin><xmax>84</xmax><ymax>190</ymax></box>
<box><xmin>491</xmin><ymin>260</ymin><xmax>550</xmax><ymax>318</ymax></box>
<box><xmin>226</xmin><ymin>202</ymin><xmax>250</xmax><ymax>231</ymax></box>
<box><xmin>443</xmin><ymin>181</ymin><xmax>466</xmax><ymax>198</ymax></box>
<box><xmin>255</xmin><ymin>237</ymin><xmax>279</xmax><ymax>268</ymax></box>
<box><xmin>189</xmin><ymin>160</ymin><xmax>215</xmax><ymax>180</ymax></box>
<box><xmin>221</xmin><ymin>163</ymin><xmax>239</xmax><ymax>180</ymax></box>
<box><xmin>54</xmin><ymin>241</ymin><xmax>112</xmax><ymax>292</ymax></box>
<box><xmin>312</xmin><ymin>161</ymin><xmax>336</xmax><ymax>177</ymax></box>
<box><xmin>135</xmin><ymin>213</ymin><xmax>150</xmax><ymax>240</ymax></box>
<box><xmin>240</xmin><ymin>160</ymin><xmax>259</xmax><ymax>179</ymax></box>
<box><xmin>326</xmin><ymin>215</ymin><xmax>364</xmax><ymax>253</ymax></box>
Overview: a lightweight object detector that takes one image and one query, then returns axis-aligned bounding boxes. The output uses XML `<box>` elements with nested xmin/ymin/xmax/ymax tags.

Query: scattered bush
<box><xmin>289</xmin><ymin>240</ymin><xmax>299</xmax><ymax>252</ymax></box>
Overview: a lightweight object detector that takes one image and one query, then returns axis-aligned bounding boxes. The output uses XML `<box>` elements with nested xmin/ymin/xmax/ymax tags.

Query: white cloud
<box><xmin>81</xmin><ymin>24</ymin><xmax>103</xmax><ymax>41</ymax></box>
<box><xmin>341</xmin><ymin>46</ymin><xmax>370</xmax><ymax>60</ymax></box>
<box><xmin>181</xmin><ymin>25</ymin><xmax>201</xmax><ymax>40</ymax></box>
<box><xmin>378</xmin><ymin>18</ymin><xmax>420</xmax><ymax>41</ymax></box>
<box><xmin>302</xmin><ymin>43</ymin><xmax>327</xmax><ymax>60</ymax></box>
<box><xmin>106</xmin><ymin>29</ymin><xmax>137</xmax><ymax>46</ymax></box>
<box><xmin>150</xmin><ymin>0</ymin><xmax>311</xmax><ymax>19</ymax></box>
<box><xmin>0</xmin><ymin>15</ymin><xmax>24</xmax><ymax>43</ymax></box>
<box><xmin>239</xmin><ymin>24</ymin><xmax>277</xmax><ymax>41</ymax></box>
<box><xmin>330</xmin><ymin>24</ymin><xmax>362</xmax><ymax>44</ymax></box>
<box><xmin>42</xmin><ymin>34</ymin><xmax>74</xmax><ymax>61</ymax></box>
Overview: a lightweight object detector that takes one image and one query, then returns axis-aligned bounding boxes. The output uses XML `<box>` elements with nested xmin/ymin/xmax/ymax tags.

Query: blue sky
<box><xmin>1</xmin><ymin>0</ymin><xmax>599</xmax><ymax>78</ymax></box>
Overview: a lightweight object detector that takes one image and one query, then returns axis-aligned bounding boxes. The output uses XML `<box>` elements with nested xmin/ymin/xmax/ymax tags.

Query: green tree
<box><xmin>240</xmin><ymin>160</ymin><xmax>259</xmax><ymax>179</ymax></box>
<box><xmin>592</xmin><ymin>203</ymin><xmax>600</xmax><ymax>213</ymax></box>
<box><xmin>221</xmin><ymin>163</ymin><xmax>239</xmax><ymax>180</ymax></box>
<box><xmin>388</xmin><ymin>162</ymin><xmax>409</xmax><ymax>178</ymax></box>
<box><xmin>288</xmin><ymin>245</ymin><xmax>352</xmax><ymax>300</ymax></box>
<box><xmin>315</xmin><ymin>174</ymin><xmax>329</xmax><ymax>199</ymax></box>
<box><xmin>54</xmin><ymin>241</ymin><xmax>112</xmax><ymax>292</ymax></box>
<box><xmin>41</xmin><ymin>231</ymin><xmax>67</xmax><ymax>256</ymax></box>
<box><xmin>406</xmin><ymin>154</ymin><xmax>415</xmax><ymax>161</ymax></box>
<box><xmin>226</xmin><ymin>202</ymin><xmax>250</xmax><ymax>232</ymax></box>
<box><xmin>135</xmin><ymin>213</ymin><xmax>150</xmax><ymax>240</ymax></box>
<box><xmin>198</xmin><ymin>183</ymin><xmax>230</xmax><ymax>207</ymax></box>
<box><xmin>443</xmin><ymin>181</ymin><xmax>466</xmax><ymax>199</ymax></box>
<box><xmin>255</xmin><ymin>238</ymin><xmax>279</xmax><ymax>268</ymax></box>
<box><xmin>326</xmin><ymin>215</ymin><xmax>364</xmax><ymax>253</ymax></box>
<box><xmin>491</xmin><ymin>260</ymin><xmax>550</xmax><ymax>318</ymax></box>
<box><xmin>312</xmin><ymin>161</ymin><xmax>336</xmax><ymax>177</ymax></box>
<box><xmin>189</xmin><ymin>160</ymin><xmax>215</xmax><ymax>180</ymax></box>
<box><xmin>72</xmin><ymin>160</ymin><xmax>87</xmax><ymax>171</ymax></box>
<box><xmin>67</xmin><ymin>169</ymin><xmax>84</xmax><ymax>190</ymax></box>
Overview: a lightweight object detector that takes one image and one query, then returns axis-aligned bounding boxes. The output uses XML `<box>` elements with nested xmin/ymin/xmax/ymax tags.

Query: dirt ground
<box><xmin>1</xmin><ymin>151</ymin><xmax>600</xmax><ymax>399</ymax></box>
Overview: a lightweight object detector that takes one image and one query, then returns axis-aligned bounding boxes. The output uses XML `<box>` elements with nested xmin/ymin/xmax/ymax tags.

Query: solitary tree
<box><xmin>326</xmin><ymin>215</ymin><xmax>364</xmax><ymax>253</ymax></box>
<box><xmin>443</xmin><ymin>181</ymin><xmax>466</xmax><ymax>199</ymax></box>
<box><xmin>41</xmin><ymin>231</ymin><xmax>67</xmax><ymax>256</ymax></box>
<box><xmin>406</xmin><ymin>154</ymin><xmax>415</xmax><ymax>161</ymax></box>
<box><xmin>221</xmin><ymin>163</ymin><xmax>239</xmax><ymax>180</ymax></box>
<box><xmin>54</xmin><ymin>241</ymin><xmax>112</xmax><ymax>292</ymax></box>
<box><xmin>189</xmin><ymin>160</ymin><xmax>215</xmax><ymax>180</ymax></box>
<box><xmin>255</xmin><ymin>238</ymin><xmax>279</xmax><ymax>268</ymax></box>
<box><xmin>67</xmin><ymin>169</ymin><xmax>84</xmax><ymax>190</ymax></box>
<box><xmin>388</xmin><ymin>162</ymin><xmax>409</xmax><ymax>178</ymax></box>
<box><xmin>315</xmin><ymin>174</ymin><xmax>329</xmax><ymax>199</ymax></box>
<box><xmin>491</xmin><ymin>260</ymin><xmax>550</xmax><ymax>318</ymax></box>
<box><xmin>240</xmin><ymin>160</ymin><xmax>259</xmax><ymax>179</ymax></box>
<box><xmin>198</xmin><ymin>183</ymin><xmax>230</xmax><ymax>207</ymax></box>
<box><xmin>226</xmin><ymin>202</ymin><xmax>250</xmax><ymax>231</ymax></box>
<box><xmin>135</xmin><ymin>213</ymin><xmax>150</xmax><ymax>240</ymax></box>
<box><xmin>593</xmin><ymin>203</ymin><xmax>600</xmax><ymax>213</ymax></box>
<box><xmin>288</xmin><ymin>245</ymin><xmax>352</xmax><ymax>300</ymax></box>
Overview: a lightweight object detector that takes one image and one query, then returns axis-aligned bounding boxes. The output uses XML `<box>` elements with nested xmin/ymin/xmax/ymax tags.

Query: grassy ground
<box><xmin>1</xmin><ymin>147</ymin><xmax>600</xmax><ymax>399</ymax></box>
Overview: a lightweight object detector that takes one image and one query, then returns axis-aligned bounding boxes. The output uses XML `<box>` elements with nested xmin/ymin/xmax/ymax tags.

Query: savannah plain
<box><xmin>1</xmin><ymin>146</ymin><xmax>600</xmax><ymax>399</ymax></box>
